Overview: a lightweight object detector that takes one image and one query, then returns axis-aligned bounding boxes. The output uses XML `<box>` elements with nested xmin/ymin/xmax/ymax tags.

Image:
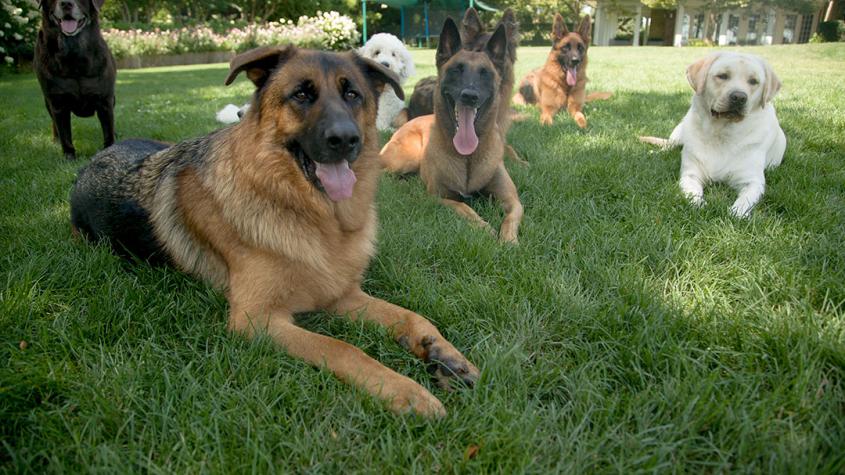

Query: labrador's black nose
<box><xmin>729</xmin><ymin>91</ymin><xmax>748</xmax><ymax>105</ymax></box>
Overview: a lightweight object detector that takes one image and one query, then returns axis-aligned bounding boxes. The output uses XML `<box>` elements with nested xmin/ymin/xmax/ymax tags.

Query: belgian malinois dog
<box><xmin>513</xmin><ymin>14</ymin><xmax>612</xmax><ymax>128</ymax></box>
<box><xmin>35</xmin><ymin>0</ymin><xmax>115</xmax><ymax>160</ymax></box>
<box><xmin>380</xmin><ymin>18</ymin><xmax>523</xmax><ymax>243</ymax></box>
<box><xmin>70</xmin><ymin>46</ymin><xmax>479</xmax><ymax>417</ymax></box>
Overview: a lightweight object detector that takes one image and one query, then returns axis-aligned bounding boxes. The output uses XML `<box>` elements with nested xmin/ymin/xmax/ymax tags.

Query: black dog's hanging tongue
<box><xmin>315</xmin><ymin>161</ymin><xmax>357</xmax><ymax>202</ymax></box>
<box><xmin>60</xmin><ymin>17</ymin><xmax>81</xmax><ymax>35</ymax></box>
<box><xmin>453</xmin><ymin>105</ymin><xmax>479</xmax><ymax>156</ymax></box>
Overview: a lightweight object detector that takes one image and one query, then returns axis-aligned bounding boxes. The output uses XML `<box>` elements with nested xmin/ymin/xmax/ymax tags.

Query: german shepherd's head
<box><xmin>40</xmin><ymin>0</ymin><xmax>104</xmax><ymax>37</ymax></box>
<box><xmin>550</xmin><ymin>14</ymin><xmax>591</xmax><ymax>87</ymax></box>
<box><xmin>435</xmin><ymin>18</ymin><xmax>508</xmax><ymax>156</ymax></box>
<box><xmin>225</xmin><ymin>46</ymin><xmax>403</xmax><ymax>202</ymax></box>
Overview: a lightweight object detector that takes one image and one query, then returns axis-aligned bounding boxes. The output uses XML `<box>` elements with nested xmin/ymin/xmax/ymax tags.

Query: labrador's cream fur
<box><xmin>641</xmin><ymin>52</ymin><xmax>786</xmax><ymax>217</ymax></box>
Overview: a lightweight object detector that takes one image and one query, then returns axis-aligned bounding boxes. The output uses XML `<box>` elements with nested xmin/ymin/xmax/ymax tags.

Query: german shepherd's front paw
<box><xmin>573</xmin><ymin>112</ymin><xmax>587</xmax><ymax>129</ymax></box>
<box><xmin>420</xmin><ymin>335</ymin><xmax>480</xmax><ymax>390</ymax></box>
<box><xmin>385</xmin><ymin>379</ymin><xmax>446</xmax><ymax>418</ymax></box>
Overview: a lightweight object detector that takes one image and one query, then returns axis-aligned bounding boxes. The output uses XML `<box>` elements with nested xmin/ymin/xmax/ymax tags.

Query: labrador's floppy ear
<box><xmin>578</xmin><ymin>14</ymin><xmax>592</xmax><ymax>45</ymax></box>
<box><xmin>225</xmin><ymin>45</ymin><xmax>296</xmax><ymax>89</ymax></box>
<box><xmin>461</xmin><ymin>7</ymin><xmax>483</xmax><ymax>45</ymax></box>
<box><xmin>686</xmin><ymin>52</ymin><xmax>720</xmax><ymax>95</ymax></box>
<box><xmin>757</xmin><ymin>55</ymin><xmax>782</xmax><ymax>107</ymax></box>
<box><xmin>436</xmin><ymin>18</ymin><xmax>462</xmax><ymax>69</ymax></box>
<box><xmin>552</xmin><ymin>13</ymin><xmax>568</xmax><ymax>41</ymax></box>
<box><xmin>354</xmin><ymin>54</ymin><xmax>405</xmax><ymax>101</ymax></box>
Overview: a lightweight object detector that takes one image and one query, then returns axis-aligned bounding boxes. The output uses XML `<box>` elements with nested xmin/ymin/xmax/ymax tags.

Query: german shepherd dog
<box><xmin>70</xmin><ymin>46</ymin><xmax>479</xmax><ymax>417</ymax></box>
<box><xmin>35</xmin><ymin>0</ymin><xmax>115</xmax><ymax>160</ymax></box>
<box><xmin>380</xmin><ymin>18</ymin><xmax>524</xmax><ymax>243</ymax></box>
<box><xmin>513</xmin><ymin>14</ymin><xmax>611</xmax><ymax>128</ymax></box>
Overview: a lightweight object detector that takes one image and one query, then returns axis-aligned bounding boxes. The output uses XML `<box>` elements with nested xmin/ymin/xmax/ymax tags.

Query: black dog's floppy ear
<box><xmin>354</xmin><ymin>54</ymin><xmax>404</xmax><ymax>100</ymax></box>
<box><xmin>436</xmin><ymin>18</ymin><xmax>462</xmax><ymax>69</ymax></box>
<box><xmin>485</xmin><ymin>24</ymin><xmax>508</xmax><ymax>72</ymax></box>
<box><xmin>578</xmin><ymin>14</ymin><xmax>592</xmax><ymax>45</ymax></box>
<box><xmin>225</xmin><ymin>45</ymin><xmax>295</xmax><ymax>89</ymax></box>
<box><xmin>461</xmin><ymin>8</ymin><xmax>483</xmax><ymax>45</ymax></box>
<box><xmin>552</xmin><ymin>13</ymin><xmax>568</xmax><ymax>41</ymax></box>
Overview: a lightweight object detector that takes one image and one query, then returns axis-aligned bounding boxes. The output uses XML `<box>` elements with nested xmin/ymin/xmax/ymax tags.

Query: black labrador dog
<box><xmin>35</xmin><ymin>0</ymin><xmax>115</xmax><ymax>160</ymax></box>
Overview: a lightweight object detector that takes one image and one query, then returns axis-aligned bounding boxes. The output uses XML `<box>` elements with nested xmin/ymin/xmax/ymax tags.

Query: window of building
<box><xmin>783</xmin><ymin>14</ymin><xmax>797</xmax><ymax>43</ymax></box>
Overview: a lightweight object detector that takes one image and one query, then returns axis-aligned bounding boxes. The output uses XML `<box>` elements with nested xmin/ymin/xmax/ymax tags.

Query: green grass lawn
<box><xmin>2</xmin><ymin>43</ymin><xmax>844</xmax><ymax>472</ymax></box>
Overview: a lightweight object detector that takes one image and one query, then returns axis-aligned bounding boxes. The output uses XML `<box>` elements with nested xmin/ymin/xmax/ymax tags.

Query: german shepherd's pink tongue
<box><xmin>566</xmin><ymin>66</ymin><xmax>578</xmax><ymax>87</ymax></box>
<box><xmin>453</xmin><ymin>104</ymin><xmax>478</xmax><ymax>156</ymax></box>
<box><xmin>315</xmin><ymin>160</ymin><xmax>356</xmax><ymax>202</ymax></box>
<box><xmin>61</xmin><ymin>19</ymin><xmax>78</xmax><ymax>34</ymax></box>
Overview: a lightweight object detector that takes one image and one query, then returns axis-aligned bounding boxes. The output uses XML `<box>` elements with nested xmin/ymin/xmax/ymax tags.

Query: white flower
<box><xmin>4</xmin><ymin>56</ymin><xmax>13</xmax><ymax>64</ymax></box>
<box><xmin>13</xmin><ymin>32</ymin><xmax>21</xmax><ymax>40</ymax></box>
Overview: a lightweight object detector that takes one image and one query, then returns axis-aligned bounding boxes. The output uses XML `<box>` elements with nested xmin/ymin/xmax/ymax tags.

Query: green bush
<box><xmin>816</xmin><ymin>20</ymin><xmax>844</xmax><ymax>42</ymax></box>
<box><xmin>0</xmin><ymin>0</ymin><xmax>39</xmax><ymax>67</ymax></box>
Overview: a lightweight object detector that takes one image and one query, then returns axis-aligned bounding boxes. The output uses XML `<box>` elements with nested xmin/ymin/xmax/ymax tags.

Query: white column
<box><xmin>633</xmin><ymin>3</ymin><xmax>643</xmax><ymax>47</ymax></box>
<box><xmin>772</xmin><ymin>10</ymin><xmax>785</xmax><ymax>44</ymax></box>
<box><xmin>594</xmin><ymin>3</ymin><xmax>606</xmax><ymax>46</ymax></box>
<box><xmin>674</xmin><ymin>2</ymin><xmax>685</xmax><ymax>47</ymax></box>
<box><xmin>737</xmin><ymin>14</ymin><xmax>749</xmax><ymax>44</ymax></box>
<box><xmin>763</xmin><ymin>8</ymin><xmax>776</xmax><ymax>45</ymax></box>
<box><xmin>605</xmin><ymin>12</ymin><xmax>618</xmax><ymax>45</ymax></box>
<box><xmin>718</xmin><ymin>11</ymin><xmax>730</xmax><ymax>45</ymax></box>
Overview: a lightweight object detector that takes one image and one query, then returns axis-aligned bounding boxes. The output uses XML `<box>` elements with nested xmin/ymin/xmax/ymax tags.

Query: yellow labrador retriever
<box><xmin>641</xmin><ymin>52</ymin><xmax>786</xmax><ymax>217</ymax></box>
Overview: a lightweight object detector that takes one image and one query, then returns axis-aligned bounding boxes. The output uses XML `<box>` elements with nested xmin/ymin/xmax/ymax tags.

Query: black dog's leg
<box><xmin>97</xmin><ymin>99</ymin><xmax>115</xmax><ymax>149</ymax></box>
<box><xmin>54</xmin><ymin>108</ymin><xmax>76</xmax><ymax>160</ymax></box>
<box><xmin>44</xmin><ymin>99</ymin><xmax>59</xmax><ymax>141</ymax></box>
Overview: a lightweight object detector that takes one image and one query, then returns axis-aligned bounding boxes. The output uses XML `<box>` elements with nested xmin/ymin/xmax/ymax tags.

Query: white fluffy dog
<box><xmin>358</xmin><ymin>33</ymin><xmax>415</xmax><ymax>131</ymax></box>
<box><xmin>641</xmin><ymin>52</ymin><xmax>786</xmax><ymax>218</ymax></box>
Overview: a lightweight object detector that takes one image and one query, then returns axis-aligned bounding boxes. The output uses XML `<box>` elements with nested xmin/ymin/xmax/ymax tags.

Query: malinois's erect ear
<box><xmin>225</xmin><ymin>45</ymin><xmax>296</xmax><ymax>89</ymax></box>
<box><xmin>485</xmin><ymin>24</ymin><xmax>508</xmax><ymax>73</ymax></box>
<box><xmin>436</xmin><ymin>18</ymin><xmax>462</xmax><ymax>69</ymax></box>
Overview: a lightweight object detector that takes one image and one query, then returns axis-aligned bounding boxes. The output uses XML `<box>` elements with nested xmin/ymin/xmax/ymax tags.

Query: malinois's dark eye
<box><xmin>716</xmin><ymin>73</ymin><xmax>729</xmax><ymax>80</ymax></box>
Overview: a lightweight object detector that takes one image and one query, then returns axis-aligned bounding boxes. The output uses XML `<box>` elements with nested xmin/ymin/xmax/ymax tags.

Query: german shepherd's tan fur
<box><xmin>514</xmin><ymin>14</ymin><xmax>612</xmax><ymax>128</ymax></box>
<box><xmin>70</xmin><ymin>46</ymin><xmax>479</xmax><ymax>417</ymax></box>
<box><xmin>380</xmin><ymin>17</ymin><xmax>523</xmax><ymax>243</ymax></box>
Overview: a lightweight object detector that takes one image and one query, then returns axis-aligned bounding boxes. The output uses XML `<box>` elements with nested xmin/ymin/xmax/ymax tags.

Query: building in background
<box><xmin>589</xmin><ymin>0</ymin><xmax>829</xmax><ymax>46</ymax></box>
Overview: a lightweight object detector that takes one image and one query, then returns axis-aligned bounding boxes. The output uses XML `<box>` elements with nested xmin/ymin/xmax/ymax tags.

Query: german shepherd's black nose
<box><xmin>571</xmin><ymin>57</ymin><xmax>582</xmax><ymax>66</ymax></box>
<box><xmin>460</xmin><ymin>89</ymin><xmax>480</xmax><ymax>106</ymax></box>
<box><xmin>730</xmin><ymin>91</ymin><xmax>747</xmax><ymax>105</ymax></box>
<box><xmin>325</xmin><ymin>121</ymin><xmax>360</xmax><ymax>156</ymax></box>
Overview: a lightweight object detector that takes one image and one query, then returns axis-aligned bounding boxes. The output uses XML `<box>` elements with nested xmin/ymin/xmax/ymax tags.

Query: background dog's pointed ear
<box><xmin>225</xmin><ymin>45</ymin><xmax>295</xmax><ymax>89</ymax></box>
<box><xmin>92</xmin><ymin>0</ymin><xmax>105</xmax><ymax>13</ymax></box>
<box><xmin>578</xmin><ymin>14</ymin><xmax>592</xmax><ymax>45</ymax></box>
<box><xmin>552</xmin><ymin>14</ymin><xmax>568</xmax><ymax>40</ymax></box>
<box><xmin>354</xmin><ymin>54</ymin><xmax>405</xmax><ymax>101</ymax></box>
<box><xmin>686</xmin><ymin>52</ymin><xmax>720</xmax><ymax>95</ymax></box>
<box><xmin>461</xmin><ymin>7</ymin><xmax>483</xmax><ymax>45</ymax></box>
<box><xmin>757</xmin><ymin>56</ymin><xmax>781</xmax><ymax>107</ymax></box>
<box><xmin>436</xmin><ymin>18</ymin><xmax>462</xmax><ymax>69</ymax></box>
<box><xmin>485</xmin><ymin>23</ymin><xmax>508</xmax><ymax>71</ymax></box>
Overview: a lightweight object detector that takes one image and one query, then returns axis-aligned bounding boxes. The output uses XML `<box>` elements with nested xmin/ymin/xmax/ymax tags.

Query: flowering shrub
<box><xmin>102</xmin><ymin>11</ymin><xmax>360</xmax><ymax>59</ymax></box>
<box><xmin>0</xmin><ymin>0</ymin><xmax>39</xmax><ymax>65</ymax></box>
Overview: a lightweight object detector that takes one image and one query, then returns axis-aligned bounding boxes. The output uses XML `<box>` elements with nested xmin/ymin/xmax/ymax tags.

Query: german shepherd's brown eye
<box><xmin>291</xmin><ymin>83</ymin><xmax>316</xmax><ymax>104</ymax></box>
<box><xmin>748</xmin><ymin>78</ymin><xmax>759</xmax><ymax>86</ymax></box>
<box><xmin>716</xmin><ymin>73</ymin><xmax>729</xmax><ymax>80</ymax></box>
<box><xmin>344</xmin><ymin>90</ymin><xmax>360</xmax><ymax>101</ymax></box>
<box><xmin>564</xmin><ymin>43</ymin><xmax>571</xmax><ymax>50</ymax></box>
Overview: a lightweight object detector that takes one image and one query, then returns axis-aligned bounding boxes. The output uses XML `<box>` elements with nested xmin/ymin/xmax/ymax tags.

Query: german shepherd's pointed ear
<box><xmin>578</xmin><ymin>14</ymin><xmax>592</xmax><ymax>45</ymax></box>
<box><xmin>552</xmin><ymin>13</ymin><xmax>568</xmax><ymax>41</ymax></box>
<box><xmin>501</xmin><ymin>8</ymin><xmax>520</xmax><ymax>61</ymax></box>
<box><xmin>92</xmin><ymin>0</ymin><xmax>105</xmax><ymax>13</ymax></box>
<box><xmin>485</xmin><ymin>24</ymin><xmax>508</xmax><ymax>72</ymax></box>
<box><xmin>225</xmin><ymin>45</ymin><xmax>296</xmax><ymax>89</ymax></box>
<box><xmin>757</xmin><ymin>55</ymin><xmax>781</xmax><ymax>107</ymax></box>
<box><xmin>353</xmin><ymin>54</ymin><xmax>405</xmax><ymax>101</ymax></box>
<box><xmin>461</xmin><ymin>7</ymin><xmax>483</xmax><ymax>45</ymax></box>
<box><xmin>686</xmin><ymin>52</ymin><xmax>721</xmax><ymax>95</ymax></box>
<box><xmin>436</xmin><ymin>18</ymin><xmax>462</xmax><ymax>69</ymax></box>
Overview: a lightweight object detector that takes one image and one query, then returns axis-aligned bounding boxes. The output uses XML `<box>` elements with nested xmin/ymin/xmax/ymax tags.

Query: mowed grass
<box><xmin>1</xmin><ymin>43</ymin><xmax>844</xmax><ymax>473</ymax></box>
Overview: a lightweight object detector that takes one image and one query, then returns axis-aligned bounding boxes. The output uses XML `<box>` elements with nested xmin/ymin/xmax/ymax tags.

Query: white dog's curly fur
<box><xmin>358</xmin><ymin>33</ymin><xmax>414</xmax><ymax>131</ymax></box>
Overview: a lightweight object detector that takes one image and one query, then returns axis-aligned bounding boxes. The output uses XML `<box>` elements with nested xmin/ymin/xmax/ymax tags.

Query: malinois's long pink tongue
<box><xmin>453</xmin><ymin>105</ymin><xmax>478</xmax><ymax>156</ymax></box>
<box><xmin>566</xmin><ymin>66</ymin><xmax>578</xmax><ymax>87</ymax></box>
<box><xmin>61</xmin><ymin>19</ymin><xmax>78</xmax><ymax>34</ymax></box>
<box><xmin>315</xmin><ymin>160</ymin><xmax>357</xmax><ymax>202</ymax></box>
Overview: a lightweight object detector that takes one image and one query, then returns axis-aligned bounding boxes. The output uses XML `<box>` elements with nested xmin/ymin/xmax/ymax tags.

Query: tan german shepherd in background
<box><xmin>70</xmin><ymin>46</ymin><xmax>479</xmax><ymax>418</ymax></box>
<box><xmin>513</xmin><ymin>14</ymin><xmax>612</xmax><ymax>127</ymax></box>
<box><xmin>380</xmin><ymin>18</ymin><xmax>523</xmax><ymax>243</ymax></box>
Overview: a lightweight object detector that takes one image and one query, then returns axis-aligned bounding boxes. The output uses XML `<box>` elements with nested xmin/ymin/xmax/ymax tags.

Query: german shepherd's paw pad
<box><xmin>420</xmin><ymin>335</ymin><xmax>480</xmax><ymax>390</ymax></box>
